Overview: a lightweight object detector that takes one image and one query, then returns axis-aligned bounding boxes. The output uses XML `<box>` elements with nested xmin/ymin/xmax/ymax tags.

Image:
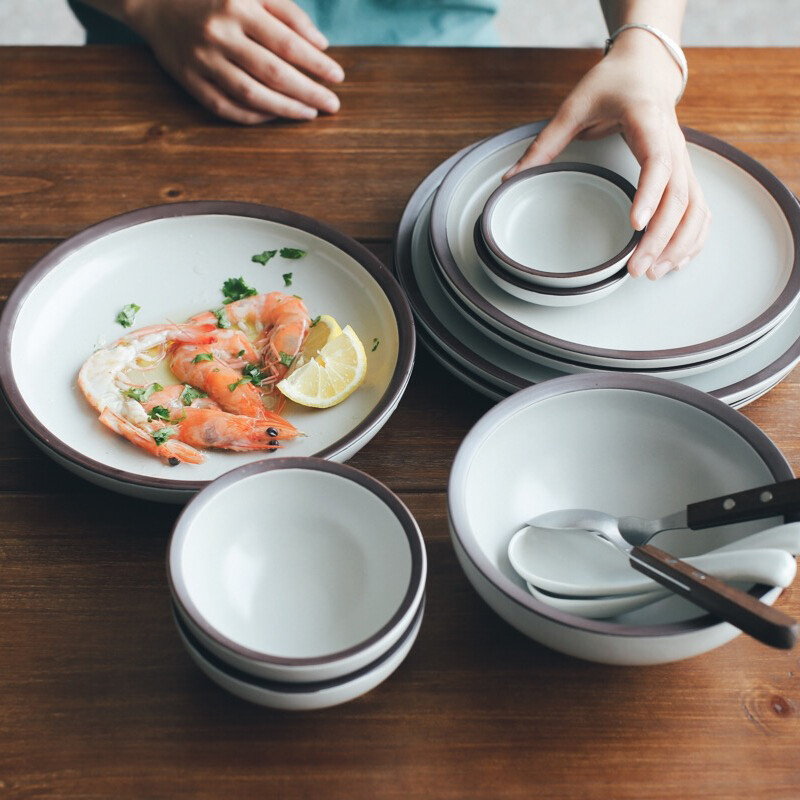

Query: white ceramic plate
<box><xmin>430</xmin><ymin>123</ymin><xmax>800</xmax><ymax>368</ymax></box>
<box><xmin>173</xmin><ymin>598</ymin><xmax>424</xmax><ymax>711</ymax></box>
<box><xmin>480</xmin><ymin>163</ymin><xmax>641</xmax><ymax>288</ymax></box>
<box><xmin>0</xmin><ymin>202</ymin><xmax>415</xmax><ymax>502</ymax></box>
<box><xmin>448</xmin><ymin>374</ymin><xmax>791</xmax><ymax>665</ymax></box>
<box><xmin>394</xmin><ymin>155</ymin><xmax>800</xmax><ymax>407</ymax></box>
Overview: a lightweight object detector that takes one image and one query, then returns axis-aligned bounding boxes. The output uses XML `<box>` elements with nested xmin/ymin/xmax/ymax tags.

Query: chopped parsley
<box><xmin>152</xmin><ymin>427</ymin><xmax>176</xmax><ymax>446</ymax></box>
<box><xmin>123</xmin><ymin>382</ymin><xmax>163</xmax><ymax>402</ymax></box>
<box><xmin>147</xmin><ymin>405</ymin><xmax>171</xmax><ymax>422</ymax></box>
<box><xmin>372</xmin><ymin>338</ymin><xmax>380</xmax><ymax>352</ymax></box>
<box><xmin>279</xmin><ymin>351</ymin><xmax>295</xmax><ymax>368</ymax></box>
<box><xmin>237</xmin><ymin>349</ymin><xmax>245</xmax><ymax>358</ymax></box>
<box><xmin>180</xmin><ymin>385</ymin><xmax>207</xmax><ymax>405</ymax></box>
<box><xmin>212</xmin><ymin>307</ymin><xmax>231</xmax><ymax>329</ymax></box>
<box><xmin>310</xmin><ymin>315</ymin><xmax>321</xmax><ymax>327</ymax></box>
<box><xmin>252</xmin><ymin>249</ymin><xmax>277</xmax><ymax>265</ymax></box>
<box><xmin>228</xmin><ymin>376</ymin><xmax>252</xmax><ymax>392</ymax></box>
<box><xmin>242</xmin><ymin>362</ymin><xmax>269</xmax><ymax>385</ymax></box>
<box><xmin>191</xmin><ymin>352</ymin><xmax>214</xmax><ymax>364</ymax></box>
<box><xmin>280</xmin><ymin>247</ymin><xmax>306</xmax><ymax>260</ymax></box>
<box><xmin>115</xmin><ymin>303</ymin><xmax>140</xmax><ymax>328</ymax></box>
<box><xmin>222</xmin><ymin>277</ymin><xmax>257</xmax><ymax>304</ymax></box>
<box><xmin>282</xmin><ymin>272</ymin><xmax>293</xmax><ymax>287</ymax></box>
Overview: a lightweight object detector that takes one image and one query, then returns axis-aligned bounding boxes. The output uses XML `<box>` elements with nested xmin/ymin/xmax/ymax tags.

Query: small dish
<box><xmin>480</xmin><ymin>163</ymin><xmax>642</xmax><ymax>288</ymax></box>
<box><xmin>168</xmin><ymin>457</ymin><xmax>427</xmax><ymax>683</ymax></box>
<box><xmin>472</xmin><ymin>219</ymin><xmax>629</xmax><ymax>306</ymax></box>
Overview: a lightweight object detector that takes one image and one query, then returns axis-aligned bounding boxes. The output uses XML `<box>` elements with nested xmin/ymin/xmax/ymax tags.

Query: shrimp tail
<box><xmin>98</xmin><ymin>408</ymin><xmax>204</xmax><ymax>465</ymax></box>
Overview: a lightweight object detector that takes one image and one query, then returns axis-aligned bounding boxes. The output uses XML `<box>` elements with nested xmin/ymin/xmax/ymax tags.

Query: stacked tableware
<box><xmin>168</xmin><ymin>458</ymin><xmax>427</xmax><ymax>709</ymax></box>
<box><xmin>394</xmin><ymin>123</ymin><xmax>800</xmax><ymax>408</ymax></box>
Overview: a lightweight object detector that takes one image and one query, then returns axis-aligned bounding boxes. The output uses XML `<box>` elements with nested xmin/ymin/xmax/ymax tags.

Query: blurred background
<box><xmin>2</xmin><ymin>0</ymin><xmax>798</xmax><ymax>46</ymax></box>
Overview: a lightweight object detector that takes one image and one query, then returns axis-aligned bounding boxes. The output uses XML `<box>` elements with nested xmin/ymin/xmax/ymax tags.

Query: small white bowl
<box><xmin>472</xmin><ymin>219</ymin><xmax>629</xmax><ymax>306</ymax></box>
<box><xmin>480</xmin><ymin>163</ymin><xmax>642</xmax><ymax>289</ymax></box>
<box><xmin>173</xmin><ymin>599</ymin><xmax>424</xmax><ymax>711</ymax></box>
<box><xmin>168</xmin><ymin>457</ymin><xmax>427</xmax><ymax>683</ymax></box>
<box><xmin>448</xmin><ymin>373</ymin><xmax>792</xmax><ymax>665</ymax></box>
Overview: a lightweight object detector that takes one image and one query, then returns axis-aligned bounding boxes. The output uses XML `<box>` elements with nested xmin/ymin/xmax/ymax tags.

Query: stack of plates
<box><xmin>394</xmin><ymin>123</ymin><xmax>800</xmax><ymax>408</ymax></box>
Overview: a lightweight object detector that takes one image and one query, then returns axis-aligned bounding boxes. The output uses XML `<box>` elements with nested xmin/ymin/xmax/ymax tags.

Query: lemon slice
<box><xmin>277</xmin><ymin>324</ymin><xmax>367</xmax><ymax>408</ymax></box>
<box><xmin>292</xmin><ymin>314</ymin><xmax>342</xmax><ymax>368</ymax></box>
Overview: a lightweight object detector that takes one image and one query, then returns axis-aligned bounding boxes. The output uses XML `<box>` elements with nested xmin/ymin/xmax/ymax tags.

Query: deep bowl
<box><xmin>448</xmin><ymin>373</ymin><xmax>792</xmax><ymax>665</ymax></box>
<box><xmin>0</xmin><ymin>201</ymin><xmax>415</xmax><ymax>503</ymax></box>
<box><xmin>168</xmin><ymin>457</ymin><xmax>427</xmax><ymax>682</ymax></box>
<box><xmin>480</xmin><ymin>163</ymin><xmax>642</xmax><ymax>289</ymax></box>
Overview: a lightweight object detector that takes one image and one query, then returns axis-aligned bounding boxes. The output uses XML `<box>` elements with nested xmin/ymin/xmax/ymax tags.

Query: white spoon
<box><xmin>508</xmin><ymin>522</ymin><xmax>800</xmax><ymax>597</ymax></box>
<box><xmin>525</xmin><ymin>582</ymin><xmax>666</xmax><ymax>619</ymax></box>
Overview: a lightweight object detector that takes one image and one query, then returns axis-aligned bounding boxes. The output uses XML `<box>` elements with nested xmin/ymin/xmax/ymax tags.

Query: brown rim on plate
<box><xmin>0</xmin><ymin>201</ymin><xmax>415</xmax><ymax>493</ymax></box>
<box><xmin>430</xmin><ymin>123</ymin><xmax>800</xmax><ymax>364</ymax></box>
<box><xmin>448</xmin><ymin>372</ymin><xmax>794</xmax><ymax>638</ymax></box>
<box><xmin>168</xmin><ymin>457</ymin><xmax>426</xmax><ymax>668</ymax></box>
<box><xmin>480</xmin><ymin>162</ymin><xmax>642</xmax><ymax>282</ymax></box>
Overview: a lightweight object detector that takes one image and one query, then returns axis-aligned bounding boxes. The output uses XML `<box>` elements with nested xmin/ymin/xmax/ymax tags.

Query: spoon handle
<box><xmin>629</xmin><ymin>544</ymin><xmax>798</xmax><ymax>650</ymax></box>
<box><xmin>687</xmin><ymin>477</ymin><xmax>800</xmax><ymax>529</ymax></box>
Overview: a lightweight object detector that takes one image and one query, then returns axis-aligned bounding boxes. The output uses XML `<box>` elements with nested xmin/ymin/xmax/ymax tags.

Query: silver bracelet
<box><xmin>604</xmin><ymin>22</ymin><xmax>688</xmax><ymax>104</ymax></box>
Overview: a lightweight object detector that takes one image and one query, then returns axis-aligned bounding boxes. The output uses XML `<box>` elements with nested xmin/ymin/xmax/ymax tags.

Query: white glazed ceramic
<box><xmin>174</xmin><ymin>599</ymin><xmax>424</xmax><ymax>711</ymax></box>
<box><xmin>393</xmin><ymin>163</ymin><xmax>800</xmax><ymax>407</ymax></box>
<box><xmin>430</xmin><ymin>123</ymin><xmax>800</xmax><ymax>369</ymax></box>
<box><xmin>169</xmin><ymin>458</ymin><xmax>427</xmax><ymax>683</ymax></box>
<box><xmin>480</xmin><ymin>163</ymin><xmax>641</xmax><ymax>288</ymax></box>
<box><xmin>0</xmin><ymin>202</ymin><xmax>415</xmax><ymax>503</ymax></box>
<box><xmin>447</xmin><ymin>373</ymin><xmax>793</xmax><ymax>665</ymax></box>
<box><xmin>508</xmin><ymin>526</ymin><xmax>797</xmax><ymax>596</ymax></box>
<box><xmin>473</xmin><ymin>219</ymin><xmax>630</xmax><ymax>306</ymax></box>
<box><xmin>525</xmin><ymin>583</ymin><xmax>665</xmax><ymax>620</ymax></box>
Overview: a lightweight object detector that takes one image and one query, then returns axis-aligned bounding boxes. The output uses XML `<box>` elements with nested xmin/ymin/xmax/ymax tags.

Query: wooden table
<box><xmin>1</xmin><ymin>46</ymin><xmax>799</xmax><ymax>799</ymax></box>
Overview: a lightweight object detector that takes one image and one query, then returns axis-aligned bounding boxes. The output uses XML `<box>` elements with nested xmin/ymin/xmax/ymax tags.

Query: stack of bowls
<box><xmin>476</xmin><ymin>163</ymin><xmax>640</xmax><ymax>306</ymax></box>
<box><xmin>168</xmin><ymin>458</ymin><xmax>427</xmax><ymax>709</ymax></box>
<box><xmin>447</xmin><ymin>373</ymin><xmax>796</xmax><ymax>665</ymax></box>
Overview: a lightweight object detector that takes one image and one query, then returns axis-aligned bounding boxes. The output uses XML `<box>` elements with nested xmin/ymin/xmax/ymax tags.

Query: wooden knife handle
<box><xmin>686</xmin><ymin>477</ymin><xmax>800</xmax><ymax>529</ymax></box>
<box><xmin>630</xmin><ymin>544</ymin><xmax>798</xmax><ymax>650</ymax></box>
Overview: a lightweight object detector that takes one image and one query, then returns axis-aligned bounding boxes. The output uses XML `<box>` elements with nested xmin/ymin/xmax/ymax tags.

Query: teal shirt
<box><xmin>68</xmin><ymin>0</ymin><xmax>501</xmax><ymax>46</ymax></box>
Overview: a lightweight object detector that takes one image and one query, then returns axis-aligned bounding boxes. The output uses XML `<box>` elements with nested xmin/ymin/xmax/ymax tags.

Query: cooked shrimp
<box><xmin>174</xmin><ymin>407</ymin><xmax>299</xmax><ymax>451</ymax></box>
<box><xmin>143</xmin><ymin>383</ymin><xmax>220</xmax><ymax>414</ymax></box>
<box><xmin>98</xmin><ymin>408</ymin><xmax>204</xmax><ymax>465</ymax></box>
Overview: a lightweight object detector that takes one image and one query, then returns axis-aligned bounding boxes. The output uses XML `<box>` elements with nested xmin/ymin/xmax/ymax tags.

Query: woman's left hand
<box><xmin>505</xmin><ymin>30</ymin><xmax>711</xmax><ymax>280</ymax></box>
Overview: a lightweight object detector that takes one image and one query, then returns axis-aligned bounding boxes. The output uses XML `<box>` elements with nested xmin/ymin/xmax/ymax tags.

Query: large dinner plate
<box><xmin>0</xmin><ymin>202</ymin><xmax>415</xmax><ymax>502</ymax></box>
<box><xmin>394</xmin><ymin>145</ymin><xmax>800</xmax><ymax>407</ymax></box>
<box><xmin>430</xmin><ymin>123</ymin><xmax>800</xmax><ymax>369</ymax></box>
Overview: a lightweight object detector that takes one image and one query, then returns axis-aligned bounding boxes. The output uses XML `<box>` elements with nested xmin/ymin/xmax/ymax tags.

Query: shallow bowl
<box><xmin>448</xmin><ymin>373</ymin><xmax>792</xmax><ymax>665</ymax></box>
<box><xmin>480</xmin><ymin>163</ymin><xmax>642</xmax><ymax>289</ymax></box>
<box><xmin>168</xmin><ymin>457</ymin><xmax>427</xmax><ymax>682</ymax></box>
<box><xmin>0</xmin><ymin>201</ymin><xmax>415</xmax><ymax>503</ymax></box>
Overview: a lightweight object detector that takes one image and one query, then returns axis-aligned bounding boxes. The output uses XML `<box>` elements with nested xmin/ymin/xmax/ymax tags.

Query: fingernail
<box><xmin>309</xmin><ymin>29</ymin><xmax>329</xmax><ymax>49</ymax></box>
<box><xmin>327</xmin><ymin>64</ymin><xmax>345</xmax><ymax>83</ymax></box>
<box><xmin>634</xmin><ymin>206</ymin><xmax>653</xmax><ymax>230</ymax></box>
<box><xmin>651</xmin><ymin>260</ymin><xmax>673</xmax><ymax>279</ymax></box>
<box><xmin>502</xmin><ymin>165</ymin><xmax>519</xmax><ymax>181</ymax></box>
<box><xmin>322</xmin><ymin>94</ymin><xmax>340</xmax><ymax>114</ymax></box>
<box><xmin>676</xmin><ymin>256</ymin><xmax>690</xmax><ymax>271</ymax></box>
<box><xmin>300</xmin><ymin>106</ymin><xmax>318</xmax><ymax>120</ymax></box>
<box><xmin>629</xmin><ymin>254</ymin><xmax>652</xmax><ymax>277</ymax></box>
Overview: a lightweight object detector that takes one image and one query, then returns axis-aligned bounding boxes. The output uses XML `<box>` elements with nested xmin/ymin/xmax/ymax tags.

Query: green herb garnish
<box><xmin>279</xmin><ymin>351</ymin><xmax>295</xmax><ymax>368</ymax></box>
<box><xmin>212</xmin><ymin>307</ymin><xmax>231</xmax><ymax>329</ymax></box>
<box><xmin>372</xmin><ymin>338</ymin><xmax>380</xmax><ymax>352</ymax></box>
<box><xmin>222</xmin><ymin>277</ymin><xmax>257</xmax><ymax>304</ymax></box>
<box><xmin>123</xmin><ymin>382</ymin><xmax>163</xmax><ymax>402</ymax></box>
<box><xmin>191</xmin><ymin>352</ymin><xmax>213</xmax><ymax>364</ymax></box>
<box><xmin>228</xmin><ymin>376</ymin><xmax>252</xmax><ymax>392</ymax></box>
<box><xmin>147</xmin><ymin>405</ymin><xmax>171</xmax><ymax>422</ymax></box>
<box><xmin>152</xmin><ymin>427</ymin><xmax>176</xmax><ymax>446</ymax></box>
<box><xmin>180</xmin><ymin>385</ymin><xmax>207</xmax><ymax>405</ymax></box>
<box><xmin>280</xmin><ymin>247</ymin><xmax>306</xmax><ymax>260</ymax></box>
<box><xmin>282</xmin><ymin>272</ymin><xmax>293</xmax><ymax>287</ymax></box>
<box><xmin>115</xmin><ymin>303</ymin><xmax>140</xmax><ymax>328</ymax></box>
<box><xmin>242</xmin><ymin>362</ymin><xmax>268</xmax><ymax>385</ymax></box>
<box><xmin>252</xmin><ymin>249</ymin><xmax>277</xmax><ymax>265</ymax></box>
<box><xmin>237</xmin><ymin>349</ymin><xmax>245</xmax><ymax>358</ymax></box>
<box><xmin>310</xmin><ymin>315</ymin><xmax>321</xmax><ymax>327</ymax></box>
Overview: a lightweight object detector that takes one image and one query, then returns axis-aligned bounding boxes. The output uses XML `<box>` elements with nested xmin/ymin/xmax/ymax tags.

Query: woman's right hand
<box><xmin>127</xmin><ymin>0</ymin><xmax>344</xmax><ymax>124</ymax></box>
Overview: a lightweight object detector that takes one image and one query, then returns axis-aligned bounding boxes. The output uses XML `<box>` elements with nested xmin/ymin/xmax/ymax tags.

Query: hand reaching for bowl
<box><xmin>123</xmin><ymin>0</ymin><xmax>344</xmax><ymax>124</ymax></box>
<box><xmin>505</xmin><ymin>27</ymin><xmax>711</xmax><ymax>280</ymax></box>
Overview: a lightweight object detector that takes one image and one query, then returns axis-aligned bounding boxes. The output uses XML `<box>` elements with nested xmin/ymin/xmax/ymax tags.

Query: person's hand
<box><xmin>127</xmin><ymin>0</ymin><xmax>345</xmax><ymax>124</ymax></box>
<box><xmin>505</xmin><ymin>31</ymin><xmax>710</xmax><ymax>280</ymax></box>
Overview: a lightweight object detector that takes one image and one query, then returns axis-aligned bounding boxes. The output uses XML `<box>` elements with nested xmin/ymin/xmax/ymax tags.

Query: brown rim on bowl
<box><xmin>168</xmin><ymin>457</ymin><xmax>427</xmax><ymax>668</ymax></box>
<box><xmin>430</xmin><ymin>123</ymin><xmax>800</xmax><ymax>364</ymax></box>
<box><xmin>447</xmin><ymin>372</ymin><xmax>794</xmax><ymax>638</ymax></box>
<box><xmin>0</xmin><ymin>201</ymin><xmax>415</xmax><ymax>493</ymax></box>
<box><xmin>480</xmin><ymin>163</ymin><xmax>642</xmax><ymax>282</ymax></box>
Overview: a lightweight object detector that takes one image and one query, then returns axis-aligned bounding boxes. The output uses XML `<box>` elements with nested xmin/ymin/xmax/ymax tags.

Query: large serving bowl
<box><xmin>168</xmin><ymin>457</ymin><xmax>427</xmax><ymax>683</ymax></box>
<box><xmin>0</xmin><ymin>202</ymin><xmax>415</xmax><ymax>503</ymax></box>
<box><xmin>448</xmin><ymin>373</ymin><xmax>793</xmax><ymax>665</ymax></box>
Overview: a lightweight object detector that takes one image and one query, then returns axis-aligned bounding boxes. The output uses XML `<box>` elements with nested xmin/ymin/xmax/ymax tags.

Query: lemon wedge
<box><xmin>277</xmin><ymin>324</ymin><xmax>367</xmax><ymax>408</ymax></box>
<box><xmin>295</xmin><ymin>315</ymin><xmax>342</xmax><ymax>365</ymax></box>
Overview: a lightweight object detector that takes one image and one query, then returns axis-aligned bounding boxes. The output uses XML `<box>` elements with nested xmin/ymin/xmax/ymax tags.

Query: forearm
<box><xmin>600</xmin><ymin>0</ymin><xmax>687</xmax><ymax>42</ymax></box>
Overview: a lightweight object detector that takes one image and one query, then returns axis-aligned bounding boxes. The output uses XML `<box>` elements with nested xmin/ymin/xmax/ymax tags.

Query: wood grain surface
<box><xmin>0</xmin><ymin>46</ymin><xmax>799</xmax><ymax>800</ymax></box>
